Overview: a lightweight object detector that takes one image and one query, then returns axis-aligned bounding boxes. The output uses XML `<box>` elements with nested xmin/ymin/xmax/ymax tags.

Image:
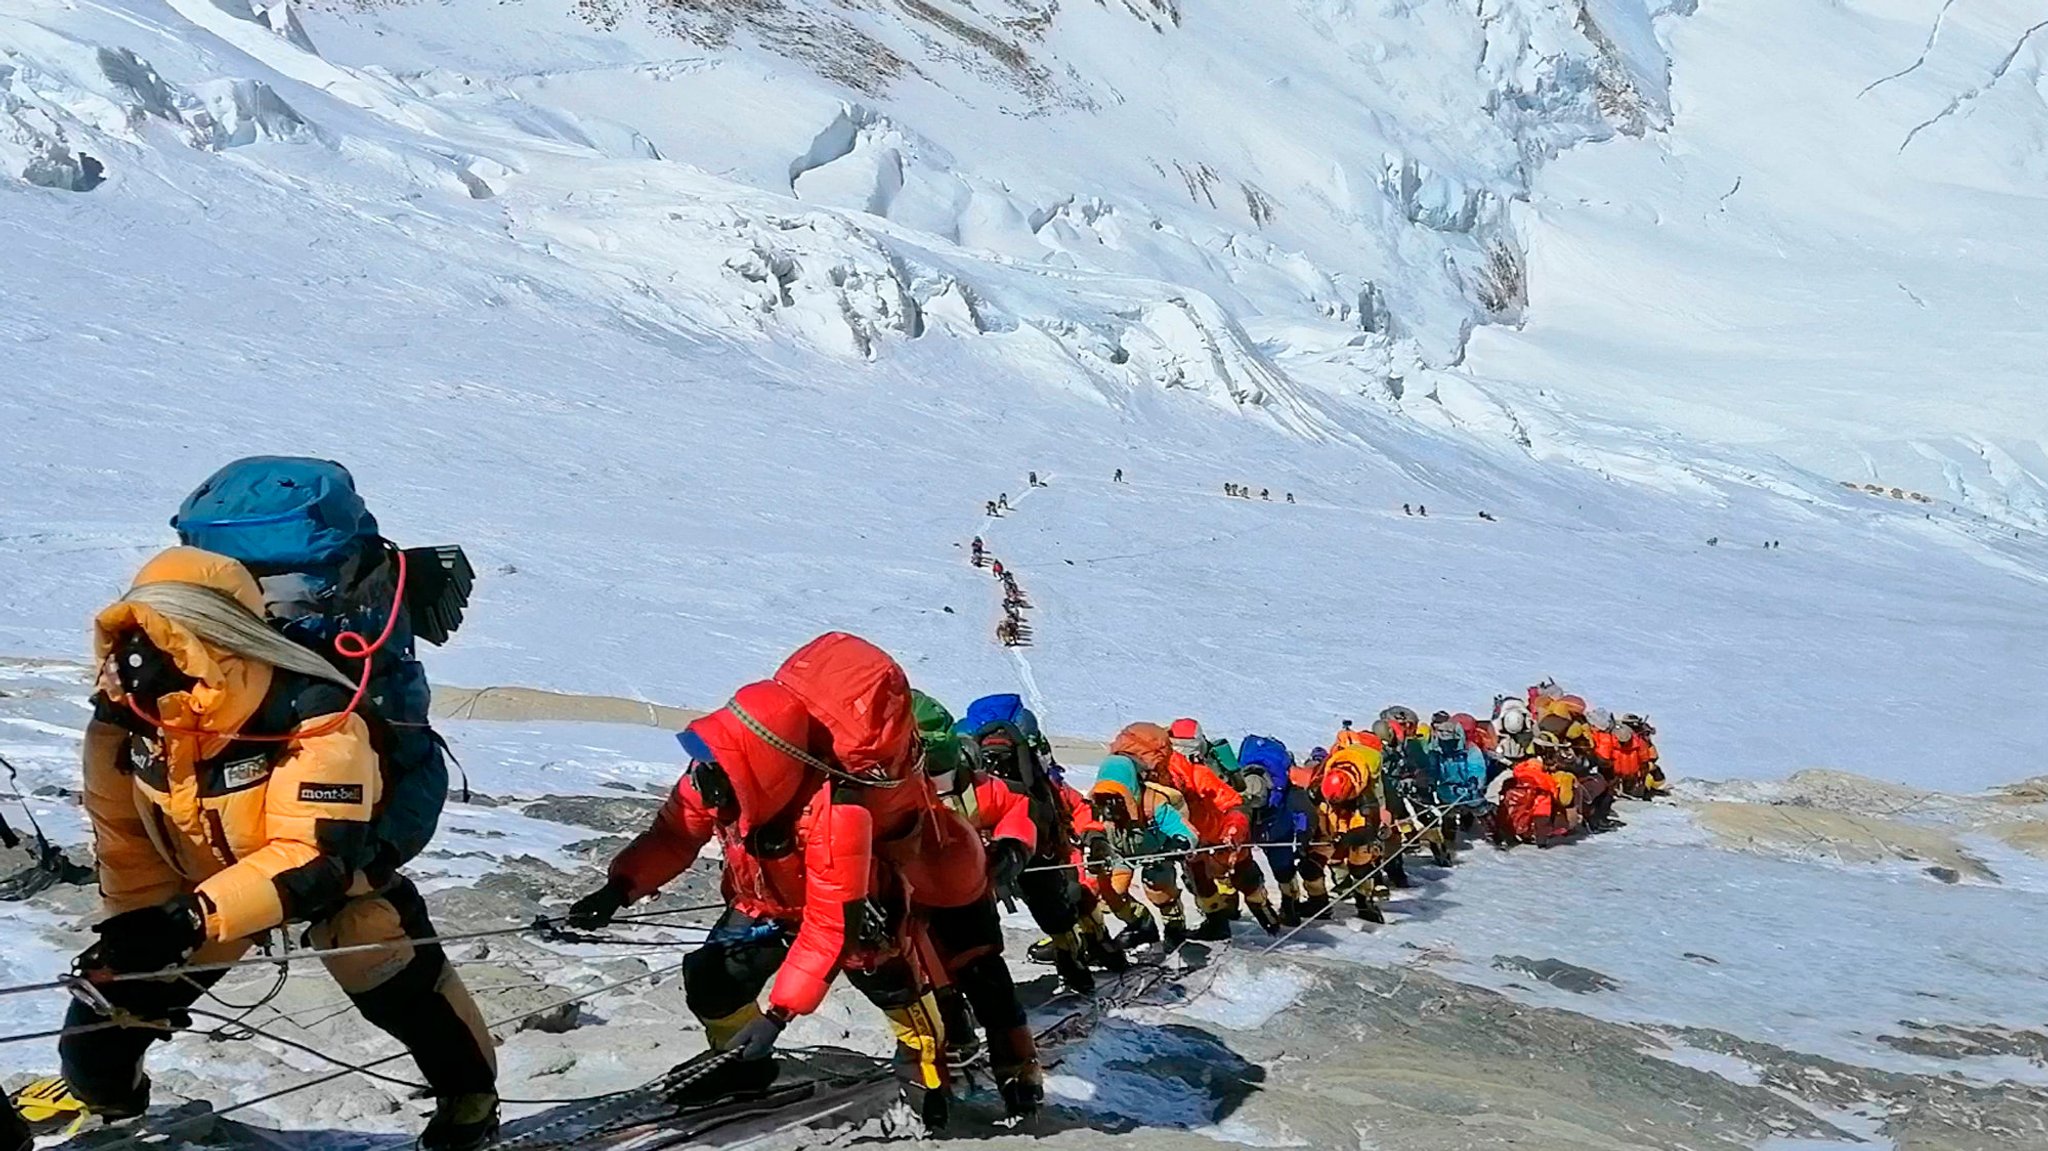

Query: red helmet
<box><xmin>1320</xmin><ymin>764</ymin><xmax>1362</xmax><ymax>805</ymax></box>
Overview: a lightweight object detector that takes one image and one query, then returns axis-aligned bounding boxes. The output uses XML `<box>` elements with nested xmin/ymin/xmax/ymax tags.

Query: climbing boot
<box><xmin>418</xmin><ymin>1093</ymin><xmax>499</xmax><ymax>1151</ymax></box>
<box><xmin>1025</xmin><ymin>937</ymin><xmax>1058</xmax><ymax>965</ymax></box>
<box><xmin>1079</xmin><ymin>928</ymin><xmax>1129</xmax><ymax>973</ymax></box>
<box><xmin>4</xmin><ymin>1098</ymin><xmax>29</xmax><ymax>1151</ymax></box>
<box><xmin>1246</xmin><ymin>900</ymin><xmax>1282</xmax><ymax>936</ymax></box>
<box><xmin>13</xmin><ymin>1075</ymin><xmax>147</xmax><ymax>1137</ymax></box>
<box><xmin>1051</xmin><ymin>947</ymin><xmax>1096</xmax><ymax>995</ymax></box>
<box><xmin>1190</xmin><ymin>914</ymin><xmax>1232</xmax><ymax>942</ymax></box>
<box><xmin>1353</xmin><ymin>891</ymin><xmax>1385</xmax><ymax>924</ymax></box>
<box><xmin>1279</xmin><ymin>893</ymin><xmax>1301</xmax><ymax>927</ymax></box>
<box><xmin>1387</xmin><ymin>857</ymin><xmax>1411</xmax><ymax>889</ymax></box>
<box><xmin>935</xmin><ymin>990</ymin><xmax>981</xmax><ymax>1065</ymax></box>
<box><xmin>1113</xmin><ymin>916</ymin><xmax>1159</xmax><ymax>951</ymax></box>
<box><xmin>1299</xmin><ymin>893</ymin><xmax>1331</xmax><ymax>921</ymax></box>
<box><xmin>997</xmin><ymin>1073</ymin><xmax>1044</xmax><ymax>1120</ymax></box>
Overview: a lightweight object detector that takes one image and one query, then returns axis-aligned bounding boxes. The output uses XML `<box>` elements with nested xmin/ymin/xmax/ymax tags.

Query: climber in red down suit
<box><xmin>564</xmin><ymin>632</ymin><xmax>1037</xmax><ymax>1128</ymax></box>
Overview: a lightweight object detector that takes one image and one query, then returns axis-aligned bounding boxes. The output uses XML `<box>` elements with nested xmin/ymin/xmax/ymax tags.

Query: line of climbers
<box><xmin>969</xmin><ymin>537</ymin><xmax>1032</xmax><ymax>647</ymax></box>
<box><xmin>1483</xmin><ymin>684</ymin><xmax>1667</xmax><ymax>847</ymax></box>
<box><xmin>2</xmin><ymin>455</ymin><xmax>1673</xmax><ymax>1151</ymax></box>
<box><xmin>1221</xmin><ymin>483</ymin><xmax>1292</xmax><ymax>503</ymax></box>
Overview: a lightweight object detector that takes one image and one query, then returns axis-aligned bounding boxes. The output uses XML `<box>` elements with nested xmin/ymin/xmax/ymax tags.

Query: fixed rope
<box><xmin>0</xmin><ymin>902</ymin><xmax>727</xmax><ymax>1042</ymax></box>
<box><xmin>86</xmin><ymin>957</ymin><xmax>698</xmax><ymax>1151</ymax></box>
<box><xmin>1260</xmin><ymin>802</ymin><xmax>1452</xmax><ymax>956</ymax></box>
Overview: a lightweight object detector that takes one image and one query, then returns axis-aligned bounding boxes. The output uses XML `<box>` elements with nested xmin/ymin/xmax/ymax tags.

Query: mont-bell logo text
<box><xmin>298</xmin><ymin>782</ymin><xmax>365</xmax><ymax>805</ymax></box>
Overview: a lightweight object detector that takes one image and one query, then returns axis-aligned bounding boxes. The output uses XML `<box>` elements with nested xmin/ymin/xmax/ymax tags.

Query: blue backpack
<box><xmin>1237</xmin><ymin>735</ymin><xmax>1290</xmax><ymax>776</ymax></box>
<box><xmin>1236</xmin><ymin>734</ymin><xmax>1292</xmax><ymax>808</ymax></box>
<box><xmin>961</xmin><ymin>693</ymin><xmax>1041</xmax><ymax>744</ymax></box>
<box><xmin>172</xmin><ymin>457</ymin><xmax>474</xmax><ymax>870</ymax></box>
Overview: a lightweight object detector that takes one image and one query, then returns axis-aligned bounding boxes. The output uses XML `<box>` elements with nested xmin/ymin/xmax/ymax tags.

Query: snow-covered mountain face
<box><xmin>3</xmin><ymin>0</ymin><xmax>2045</xmax><ymax>787</ymax></box>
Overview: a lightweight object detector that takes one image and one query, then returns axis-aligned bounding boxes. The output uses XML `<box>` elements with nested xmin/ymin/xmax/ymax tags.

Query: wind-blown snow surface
<box><xmin>3</xmin><ymin>0</ymin><xmax>2047</xmax><ymax>788</ymax></box>
<box><xmin>1469</xmin><ymin>0</ymin><xmax>2048</xmax><ymax>520</ymax></box>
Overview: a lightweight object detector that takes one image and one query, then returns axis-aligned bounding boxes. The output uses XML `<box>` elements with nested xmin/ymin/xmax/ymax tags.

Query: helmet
<box><xmin>1309</xmin><ymin>747</ymin><xmax>1329</xmax><ymax>765</ymax></box>
<box><xmin>1498</xmin><ymin>702</ymin><xmax>1530</xmax><ymax>735</ymax></box>
<box><xmin>1319</xmin><ymin>765</ymin><xmax>1361</xmax><ymax>805</ymax></box>
<box><xmin>1586</xmin><ymin>707</ymin><xmax>1612</xmax><ymax>732</ymax></box>
<box><xmin>1168</xmin><ymin>717</ymin><xmax>1204</xmax><ymax>757</ymax></box>
<box><xmin>1532</xmin><ymin>731</ymin><xmax>1567</xmax><ymax>755</ymax></box>
<box><xmin>1615</xmin><ymin>726</ymin><xmax>1636</xmax><ymax>745</ymax></box>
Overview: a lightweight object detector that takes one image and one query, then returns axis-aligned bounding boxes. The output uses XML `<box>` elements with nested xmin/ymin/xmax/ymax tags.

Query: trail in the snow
<box><xmin>971</xmin><ymin>476</ymin><xmax>1048</xmax><ymax>707</ymax></box>
<box><xmin>1859</xmin><ymin>0</ymin><xmax>1963</xmax><ymax>97</ymax></box>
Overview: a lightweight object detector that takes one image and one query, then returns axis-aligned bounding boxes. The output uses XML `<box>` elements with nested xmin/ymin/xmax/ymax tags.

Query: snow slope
<box><xmin>1469</xmin><ymin>0</ymin><xmax>2048</xmax><ymax>523</ymax></box>
<box><xmin>8</xmin><ymin>0</ymin><xmax>2048</xmax><ymax>1145</ymax></box>
<box><xmin>2</xmin><ymin>0</ymin><xmax>2045</xmax><ymax>796</ymax></box>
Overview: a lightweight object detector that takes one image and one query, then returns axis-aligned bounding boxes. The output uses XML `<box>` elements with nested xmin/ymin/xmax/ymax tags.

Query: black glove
<box><xmin>362</xmin><ymin>839</ymin><xmax>402</xmax><ymax>889</ymax></box>
<box><xmin>990</xmin><ymin>839</ymin><xmax>1029</xmax><ymax>899</ymax></box>
<box><xmin>567</xmin><ymin>877</ymin><xmax>630</xmax><ymax>929</ymax></box>
<box><xmin>1082</xmin><ymin>832</ymin><xmax>1112</xmax><ymax>876</ymax></box>
<box><xmin>1338</xmin><ymin>827</ymin><xmax>1376</xmax><ymax>852</ymax></box>
<box><xmin>79</xmin><ymin>894</ymin><xmax>204</xmax><ymax>977</ymax></box>
<box><xmin>723</xmin><ymin>1009</ymin><xmax>787</xmax><ymax>1060</ymax></box>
